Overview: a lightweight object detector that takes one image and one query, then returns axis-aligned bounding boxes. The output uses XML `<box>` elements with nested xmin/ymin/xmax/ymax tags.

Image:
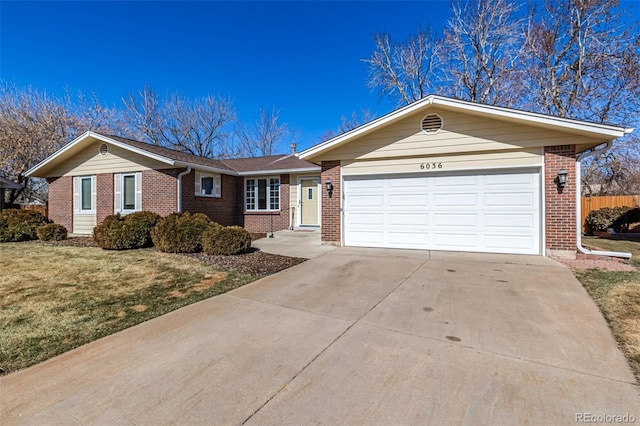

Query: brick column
<box><xmin>96</xmin><ymin>173</ymin><xmax>113</xmax><ymax>224</ymax></box>
<box><xmin>544</xmin><ymin>145</ymin><xmax>577</xmax><ymax>257</ymax></box>
<box><xmin>46</xmin><ymin>176</ymin><xmax>73</xmax><ymax>232</ymax></box>
<box><xmin>321</xmin><ymin>160</ymin><xmax>341</xmax><ymax>245</ymax></box>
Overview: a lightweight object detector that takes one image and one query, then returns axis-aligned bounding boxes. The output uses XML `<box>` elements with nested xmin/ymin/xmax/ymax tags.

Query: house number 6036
<box><xmin>420</xmin><ymin>162</ymin><xmax>442</xmax><ymax>170</ymax></box>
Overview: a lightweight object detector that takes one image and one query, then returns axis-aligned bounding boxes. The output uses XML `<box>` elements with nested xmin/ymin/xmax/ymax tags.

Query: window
<box><xmin>195</xmin><ymin>172</ymin><xmax>221</xmax><ymax>197</ymax></box>
<box><xmin>246</xmin><ymin>177</ymin><xmax>280</xmax><ymax>211</ymax></box>
<box><xmin>73</xmin><ymin>175</ymin><xmax>96</xmax><ymax>214</ymax></box>
<box><xmin>114</xmin><ymin>172</ymin><xmax>141</xmax><ymax>213</ymax></box>
<box><xmin>308</xmin><ymin>187</ymin><xmax>313</xmax><ymax>200</ymax></box>
<box><xmin>81</xmin><ymin>178</ymin><xmax>92</xmax><ymax>210</ymax></box>
<box><xmin>123</xmin><ymin>175</ymin><xmax>136</xmax><ymax>210</ymax></box>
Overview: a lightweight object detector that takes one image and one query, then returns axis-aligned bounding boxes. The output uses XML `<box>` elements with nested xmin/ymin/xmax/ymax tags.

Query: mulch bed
<box><xmin>184</xmin><ymin>249</ymin><xmax>306</xmax><ymax>275</ymax></box>
<box><xmin>33</xmin><ymin>237</ymin><xmax>305</xmax><ymax>276</ymax></box>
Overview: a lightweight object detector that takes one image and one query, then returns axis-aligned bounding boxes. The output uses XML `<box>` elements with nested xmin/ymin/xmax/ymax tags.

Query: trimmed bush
<box><xmin>613</xmin><ymin>208</ymin><xmax>640</xmax><ymax>233</ymax></box>
<box><xmin>202</xmin><ymin>225</ymin><xmax>252</xmax><ymax>255</ymax></box>
<box><xmin>93</xmin><ymin>211</ymin><xmax>161</xmax><ymax>250</ymax></box>
<box><xmin>37</xmin><ymin>223</ymin><xmax>68</xmax><ymax>241</ymax></box>
<box><xmin>585</xmin><ymin>206</ymin><xmax>632</xmax><ymax>234</ymax></box>
<box><xmin>0</xmin><ymin>209</ymin><xmax>49</xmax><ymax>242</ymax></box>
<box><xmin>151</xmin><ymin>212</ymin><xmax>211</xmax><ymax>253</ymax></box>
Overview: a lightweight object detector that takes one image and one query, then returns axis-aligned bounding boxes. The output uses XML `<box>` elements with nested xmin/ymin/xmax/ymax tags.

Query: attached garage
<box><xmin>299</xmin><ymin>95</ymin><xmax>632</xmax><ymax>258</ymax></box>
<box><xmin>344</xmin><ymin>169</ymin><xmax>540</xmax><ymax>255</ymax></box>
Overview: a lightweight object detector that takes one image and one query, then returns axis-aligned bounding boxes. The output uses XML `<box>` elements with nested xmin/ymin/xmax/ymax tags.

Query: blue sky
<box><xmin>1</xmin><ymin>1</ymin><xmax>638</xmax><ymax>151</ymax></box>
<box><xmin>0</xmin><ymin>1</ymin><xmax>454</xmax><ymax>150</ymax></box>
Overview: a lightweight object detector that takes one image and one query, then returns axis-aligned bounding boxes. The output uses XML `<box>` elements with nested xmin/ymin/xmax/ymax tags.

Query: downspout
<box><xmin>176</xmin><ymin>167</ymin><xmax>191</xmax><ymax>213</ymax></box>
<box><xmin>576</xmin><ymin>143</ymin><xmax>631</xmax><ymax>259</ymax></box>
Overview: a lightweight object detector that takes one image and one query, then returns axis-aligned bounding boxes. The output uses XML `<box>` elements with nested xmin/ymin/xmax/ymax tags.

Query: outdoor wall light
<box><xmin>325</xmin><ymin>178</ymin><xmax>334</xmax><ymax>198</ymax></box>
<box><xmin>556</xmin><ymin>168</ymin><xmax>568</xmax><ymax>191</ymax></box>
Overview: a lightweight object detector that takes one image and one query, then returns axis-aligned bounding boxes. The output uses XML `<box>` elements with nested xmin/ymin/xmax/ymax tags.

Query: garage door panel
<box><xmin>485</xmin><ymin>173</ymin><xmax>536</xmax><ymax>186</ymax></box>
<box><xmin>347</xmin><ymin>194</ymin><xmax>384</xmax><ymax>208</ymax></box>
<box><xmin>344</xmin><ymin>170</ymin><xmax>540</xmax><ymax>255</ymax></box>
<box><xmin>389</xmin><ymin>194</ymin><xmax>429</xmax><ymax>209</ymax></box>
<box><xmin>388</xmin><ymin>231</ymin><xmax>429</xmax><ymax>246</ymax></box>
<box><xmin>433</xmin><ymin>233</ymin><xmax>479</xmax><ymax>249</ymax></box>
<box><xmin>484</xmin><ymin>192</ymin><xmax>535</xmax><ymax>208</ymax></box>
<box><xmin>485</xmin><ymin>234</ymin><xmax>536</xmax><ymax>251</ymax></box>
<box><xmin>388</xmin><ymin>213</ymin><xmax>428</xmax><ymax>227</ymax></box>
<box><xmin>347</xmin><ymin>179</ymin><xmax>384</xmax><ymax>192</ymax></box>
<box><xmin>346</xmin><ymin>212</ymin><xmax>384</xmax><ymax>227</ymax></box>
<box><xmin>485</xmin><ymin>214</ymin><xmax>534</xmax><ymax>229</ymax></box>
<box><xmin>346</xmin><ymin>231</ymin><xmax>385</xmax><ymax>245</ymax></box>
<box><xmin>434</xmin><ymin>213</ymin><xmax>478</xmax><ymax>228</ymax></box>
<box><xmin>388</xmin><ymin>177</ymin><xmax>428</xmax><ymax>190</ymax></box>
<box><xmin>434</xmin><ymin>175</ymin><xmax>478</xmax><ymax>188</ymax></box>
<box><xmin>434</xmin><ymin>193</ymin><xmax>478</xmax><ymax>207</ymax></box>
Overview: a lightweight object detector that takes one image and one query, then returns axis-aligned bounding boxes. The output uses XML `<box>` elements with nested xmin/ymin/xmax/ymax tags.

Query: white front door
<box><xmin>343</xmin><ymin>170</ymin><xmax>541</xmax><ymax>255</ymax></box>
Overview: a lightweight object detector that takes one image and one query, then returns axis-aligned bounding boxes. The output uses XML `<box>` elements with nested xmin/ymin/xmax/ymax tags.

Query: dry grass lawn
<box><xmin>576</xmin><ymin>237</ymin><xmax>640</xmax><ymax>381</ymax></box>
<box><xmin>0</xmin><ymin>243</ymin><xmax>259</xmax><ymax>374</ymax></box>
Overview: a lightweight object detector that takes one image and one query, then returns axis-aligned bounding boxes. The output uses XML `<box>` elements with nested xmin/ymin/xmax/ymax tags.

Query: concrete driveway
<box><xmin>1</xmin><ymin>248</ymin><xmax>638</xmax><ymax>425</ymax></box>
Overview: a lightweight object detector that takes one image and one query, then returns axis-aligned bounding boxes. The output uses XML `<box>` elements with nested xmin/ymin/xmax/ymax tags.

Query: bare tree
<box><xmin>522</xmin><ymin>0</ymin><xmax>640</xmax><ymax>195</ymax></box>
<box><xmin>522</xmin><ymin>0</ymin><xmax>640</xmax><ymax>123</ymax></box>
<box><xmin>233</xmin><ymin>107</ymin><xmax>295</xmax><ymax>157</ymax></box>
<box><xmin>318</xmin><ymin>109</ymin><xmax>377</xmax><ymax>142</ymax></box>
<box><xmin>363</xmin><ymin>29</ymin><xmax>443</xmax><ymax>106</ymax></box>
<box><xmin>0</xmin><ymin>83</ymin><xmax>116</xmax><ymax>205</ymax></box>
<box><xmin>443</xmin><ymin>0</ymin><xmax>524</xmax><ymax>105</ymax></box>
<box><xmin>122</xmin><ymin>87</ymin><xmax>236</xmax><ymax>158</ymax></box>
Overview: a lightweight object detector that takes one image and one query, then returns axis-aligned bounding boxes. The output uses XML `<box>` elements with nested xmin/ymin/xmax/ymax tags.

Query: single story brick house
<box><xmin>26</xmin><ymin>132</ymin><xmax>321</xmax><ymax>234</ymax></box>
<box><xmin>28</xmin><ymin>95</ymin><xmax>632</xmax><ymax>258</ymax></box>
<box><xmin>298</xmin><ymin>95</ymin><xmax>632</xmax><ymax>259</ymax></box>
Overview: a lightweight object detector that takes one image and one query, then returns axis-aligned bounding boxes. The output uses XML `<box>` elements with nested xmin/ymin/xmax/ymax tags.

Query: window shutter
<box><xmin>194</xmin><ymin>172</ymin><xmax>201</xmax><ymax>195</ymax></box>
<box><xmin>215</xmin><ymin>175</ymin><xmax>221</xmax><ymax>197</ymax></box>
<box><xmin>73</xmin><ymin>176</ymin><xmax>79</xmax><ymax>212</ymax></box>
<box><xmin>91</xmin><ymin>176</ymin><xmax>97</xmax><ymax>212</ymax></box>
<box><xmin>114</xmin><ymin>173</ymin><xmax>122</xmax><ymax>213</ymax></box>
<box><xmin>135</xmin><ymin>172</ymin><xmax>142</xmax><ymax>211</ymax></box>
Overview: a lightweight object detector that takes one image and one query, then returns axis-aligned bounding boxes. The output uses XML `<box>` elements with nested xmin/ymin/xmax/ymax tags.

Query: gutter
<box><xmin>176</xmin><ymin>167</ymin><xmax>191</xmax><ymax>213</ymax></box>
<box><xmin>576</xmin><ymin>143</ymin><xmax>631</xmax><ymax>259</ymax></box>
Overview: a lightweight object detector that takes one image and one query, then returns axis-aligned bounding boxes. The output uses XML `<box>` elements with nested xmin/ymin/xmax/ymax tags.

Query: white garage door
<box><xmin>344</xmin><ymin>170</ymin><xmax>541</xmax><ymax>255</ymax></box>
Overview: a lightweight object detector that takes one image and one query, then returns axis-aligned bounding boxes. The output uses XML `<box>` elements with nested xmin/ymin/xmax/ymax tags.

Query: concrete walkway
<box><xmin>1</xmin><ymin>249</ymin><xmax>638</xmax><ymax>425</ymax></box>
<box><xmin>252</xmin><ymin>228</ymin><xmax>336</xmax><ymax>258</ymax></box>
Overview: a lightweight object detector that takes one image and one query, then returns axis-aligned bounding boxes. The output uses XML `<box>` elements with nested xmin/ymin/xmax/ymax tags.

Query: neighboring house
<box><xmin>0</xmin><ymin>176</ymin><xmax>23</xmax><ymax>210</ymax></box>
<box><xmin>26</xmin><ymin>133</ymin><xmax>320</xmax><ymax>234</ymax></box>
<box><xmin>298</xmin><ymin>95</ymin><xmax>633</xmax><ymax>259</ymax></box>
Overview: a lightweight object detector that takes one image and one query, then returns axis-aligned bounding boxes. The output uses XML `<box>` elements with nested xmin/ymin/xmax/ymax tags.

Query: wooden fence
<box><xmin>581</xmin><ymin>195</ymin><xmax>640</xmax><ymax>230</ymax></box>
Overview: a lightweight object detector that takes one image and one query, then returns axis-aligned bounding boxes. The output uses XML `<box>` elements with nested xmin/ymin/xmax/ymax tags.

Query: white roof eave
<box><xmin>26</xmin><ymin>131</ymin><xmax>176</xmax><ymax>176</ymax></box>
<box><xmin>298</xmin><ymin>95</ymin><xmax>632</xmax><ymax>160</ymax></box>
<box><xmin>238</xmin><ymin>167</ymin><xmax>321</xmax><ymax>176</ymax></box>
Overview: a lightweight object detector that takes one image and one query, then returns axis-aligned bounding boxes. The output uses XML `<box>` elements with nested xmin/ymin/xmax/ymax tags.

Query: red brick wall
<box><xmin>46</xmin><ymin>176</ymin><xmax>73</xmax><ymax>232</ymax></box>
<box><xmin>96</xmin><ymin>173</ymin><xmax>113</xmax><ymax>224</ymax></box>
<box><xmin>142</xmin><ymin>169</ymin><xmax>178</xmax><ymax>217</ymax></box>
<box><xmin>544</xmin><ymin>145</ymin><xmax>577</xmax><ymax>252</ymax></box>
<box><xmin>241</xmin><ymin>174</ymin><xmax>291</xmax><ymax>233</ymax></box>
<box><xmin>321</xmin><ymin>161</ymin><xmax>341</xmax><ymax>243</ymax></box>
<box><xmin>181</xmin><ymin>170</ymin><xmax>237</xmax><ymax>226</ymax></box>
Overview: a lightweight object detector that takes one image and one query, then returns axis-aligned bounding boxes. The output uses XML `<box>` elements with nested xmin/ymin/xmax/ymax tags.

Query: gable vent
<box><xmin>99</xmin><ymin>143</ymin><xmax>109</xmax><ymax>156</ymax></box>
<box><xmin>421</xmin><ymin>113</ymin><xmax>443</xmax><ymax>134</ymax></box>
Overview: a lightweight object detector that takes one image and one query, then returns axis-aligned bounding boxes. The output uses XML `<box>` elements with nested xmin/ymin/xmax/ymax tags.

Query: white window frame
<box><xmin>73</xmin><ymin>175</ymin><xmax>96</xmax><ymax>215</ymax></box>
<box><xmin>195</xmin><ymin>172</ymin><xmax>221</xmax><ymax>198</ymax></box>
<box><xmin>245</xmin><ymin>177</ymin><xmax>280</xmax><ymax>211</ymax></box>
<box><xmin>114</xmin><ymin>172</ymin><xmax>142</xmax><ymax>214</ymax></box>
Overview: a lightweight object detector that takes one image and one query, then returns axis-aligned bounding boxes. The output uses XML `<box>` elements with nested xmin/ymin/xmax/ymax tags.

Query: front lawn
<box><xmin>574</xmin><ymin>237</ymin><xmax>640</xmax><ymax>381</ymax></box>
<box><xmin>0</xmin><ymin>243</ymin><xmax>266</xmax><ymax>374</ymax></box>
